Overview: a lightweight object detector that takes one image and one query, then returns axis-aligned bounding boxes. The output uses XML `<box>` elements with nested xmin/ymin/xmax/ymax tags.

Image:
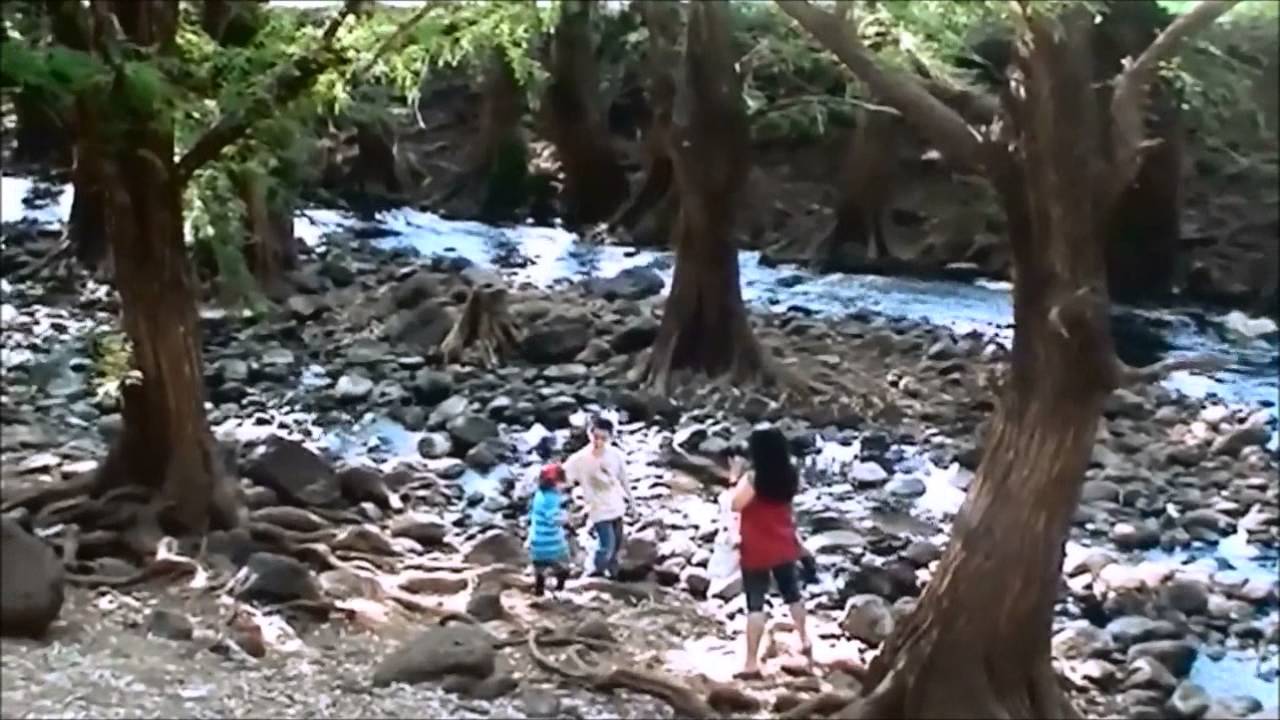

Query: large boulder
<box><xmin>840</xmin><ymin>594</ymin><xmax>894</xmax><ymax>646</ymax></box>
<box><xmin>616</xmin><ymin>538</ymin><xmax>659</xmax><ymax>581</ymax></box>
<box><xmin>464</xmin><ymin>529</ymin><xmax>527</xmax><ymax>566</ymax></box>
<box><xmin>1127</xmin><ymin>639</ymin><xmax>1198</xmax><ymax>678</ymax></box>
<box><xmin>390</xmin><ymin>512</ymin><xmax>450</xmax><ymax>546</ymax></box>
<box><xmin>1</xmin><ymin>517</ymin><xmax>64</xmax><ymax>638</ymax></box>
<box><xmin>586</xmin><ymin>267</ymin><xmax>664</xmax><ymax>301</ymax></box>
<box><xmin>521</xmin><ymin>314</ymin><xmax>591</xmax><ymax>364</ymax></box>
<box><xmin>609</xmin><ymin>316</ymin><xmax>660</xmax><ymax>355</ymax></box>
<box><xmin>411</xmin><ymin>369</ymin><xmax>455</xmax><ymax>406</ymax></box>
<box><xmin>244</xmin><ymin>437</ymin><xmax>342</xmax><ymax>508</ymax></box>
<box><xmin>372</xmin><ymin>624</ymin><xmax>497</xmax><ymax>687</ymax></box>
<box><xmin>384</xmin><ymin>301</ymin><xmax>455</xmax><ymax>353</ymax></box>
<box><xmin>446</xmin><ymin>415</ymin><xmax>500</xmax><ymax>452</ymax></box>
<box><xmin>236</xmin><ymin>552</ymin><xmax>323</xmax><ymax>603</ymax></box>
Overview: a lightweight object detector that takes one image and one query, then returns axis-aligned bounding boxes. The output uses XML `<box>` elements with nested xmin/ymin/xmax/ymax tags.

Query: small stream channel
<box><xmin>3</xmin><ymin>176</ymin><xmax>1277</xmax><ymax>708</ymax></box>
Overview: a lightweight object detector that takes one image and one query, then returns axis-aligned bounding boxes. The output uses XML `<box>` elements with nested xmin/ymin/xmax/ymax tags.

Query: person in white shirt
<box><xmin>563</xmin><ymin>416</ymin><xmax>632</xmax><ymax>578</ymax></box>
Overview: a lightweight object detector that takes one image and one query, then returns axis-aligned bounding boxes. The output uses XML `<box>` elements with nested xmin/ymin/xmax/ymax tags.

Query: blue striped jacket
<box><xmin>527</xmin><ymin>488</ymin><xmax>569</xmax><ymax>564</ymax></box>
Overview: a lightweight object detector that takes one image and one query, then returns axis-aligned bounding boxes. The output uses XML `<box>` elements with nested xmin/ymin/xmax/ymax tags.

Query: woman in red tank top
<box><xmin>727</xmin><ymin>426</ymin><xmax>811</xmax><ymax>679</ymax></box>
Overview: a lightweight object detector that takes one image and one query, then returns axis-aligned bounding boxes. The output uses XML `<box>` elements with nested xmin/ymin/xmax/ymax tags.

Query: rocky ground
<box><xmin>1</xmin><ymin>213</ymin><xmax>1278</xmax><ymax>719</ymax></box>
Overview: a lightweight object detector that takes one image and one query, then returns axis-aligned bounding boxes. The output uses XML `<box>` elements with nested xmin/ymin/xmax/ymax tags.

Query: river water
<box><xmin>3</xmin><ymin>176</ymin><xmax>1277</xmax><ymax>708</ymax></box>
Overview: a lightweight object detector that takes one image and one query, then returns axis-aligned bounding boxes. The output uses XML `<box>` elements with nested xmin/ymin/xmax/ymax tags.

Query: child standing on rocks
<box><xmin>527</xmin><ymin>463</ymin><xmax>570</xmax><ymax>596</ymax></box>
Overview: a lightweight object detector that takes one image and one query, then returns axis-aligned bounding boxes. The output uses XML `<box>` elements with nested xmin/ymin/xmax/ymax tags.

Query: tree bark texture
<box><xmin>815</xmin><ymin>108</ymin><xmax>903</xmax><ymax>271</ymax></box>
<box><xmin>81</xmin><ymin>0</ymin><xmax>226</xmax><ymax>535</ymax></box>
<box><xmin>779</xmin><ymin>1</ymin><xmax>1237</xmax><ymax>716</ymax></box>
<box><xmin>640</xmin><ymin>2</ymin><xmax>766</xmax><ymax>391</ymax></box>
<box><xmin>853</xmin><ymin>13</ymin><xmax>1116</xmax><ymax>718</ymax></box>
<box><xmin>13</xmin><ymin>87</ymin><xmax>73</xmax><ymax>167</ymax></box>
<box><xmin>542</xmin><ymin>0</ymin><xmax>629</xmax><ymax>227</ymax></box>
<box><xmin>235</xmin><ymin>166</ymin><xmax>299</xmax><ymax>300</ymax></box>
<box><xmin>1094</xmin><ymin>0</ymin><xmax>1184</xmax><ymax>303</ymax></box>
<box><xmin>607</xmin><ymin>0</ymin><xmax>680</xmax><ymax>245</ymax></box>
<box><xmin>470</xmin><ymin>51</ymin><xmax>529</xmax><ymax>222</ymax></box>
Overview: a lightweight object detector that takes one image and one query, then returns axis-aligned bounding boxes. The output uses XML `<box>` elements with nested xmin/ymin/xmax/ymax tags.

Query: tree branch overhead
<box><xmin>1108</xmin><ymin>0</ymin><xmax>1242</xmax><ymax>201</ymax></box>
<box><xmin>175</xmin><ymin>0</ymin><xmax>362</xmax><ymax>183</ymax></box>
<box><xmin>775</xmin><ymin>0</ymin><xmax>989</xmax><ymax>174</ymax></box>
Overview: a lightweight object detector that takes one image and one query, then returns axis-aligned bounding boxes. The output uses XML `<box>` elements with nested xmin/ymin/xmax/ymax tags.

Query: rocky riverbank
<box><xmin>1</xmin><ymin>206</ymin><xmax>1277</xmax><ymax>718</ymax></box>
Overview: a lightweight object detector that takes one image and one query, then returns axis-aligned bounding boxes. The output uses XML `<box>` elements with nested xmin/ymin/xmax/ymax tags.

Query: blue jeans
<box><xmin>592</xmin><ymin>518</ymin><xmax>623</xmax><ymax>577</ymax></box>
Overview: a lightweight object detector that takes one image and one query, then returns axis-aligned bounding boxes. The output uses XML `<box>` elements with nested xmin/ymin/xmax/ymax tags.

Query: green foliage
<box><xmin>1163</xmin><ymin>9</ymin><xmax>1278</xmax><ymax>161</ymax></box>
<box><xmin>87</xmin><ymin>328</ymin><xmax>135</xmax><ymax>409</ymax></box>
<box><xmin>187</xmin><ymin>166</ymin><xmax>266</xmax><ymax>312</ymax></box>
<box><xmin>0</xmin><ymin>42</ymin><xmax>107</xmax><ymax>107</ymax></box>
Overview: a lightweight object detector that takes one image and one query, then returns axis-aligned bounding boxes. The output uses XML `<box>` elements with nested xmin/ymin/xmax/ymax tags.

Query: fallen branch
<box><xmin>527</xmin><ymin>629</ymin><xmax>715</xmax><ymax>718</ymax></box>
<box><xmin>1114</xmin><ymin>353</ymin><xmax>1228</xmax><ymax>388</ymax></box>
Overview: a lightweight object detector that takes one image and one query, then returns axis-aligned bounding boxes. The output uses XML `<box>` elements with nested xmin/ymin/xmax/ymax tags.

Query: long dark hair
<box><xmin>748</xmin><ymin>426</ymin><xmax>798</xmax><ymax>503</ymax></box>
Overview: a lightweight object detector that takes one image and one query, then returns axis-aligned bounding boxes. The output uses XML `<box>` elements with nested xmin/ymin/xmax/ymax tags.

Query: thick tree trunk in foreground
<box><xmin>542</xmin><ymin>0</ymin><xmax>629</xmax><ymax>227</ymax></box>
<box><xmin>815</xmin><ymin>108</ymin><xmax>903</xmax><ymax>271</ymax></box>
<box><xmin>639</xmin><ymin>3</ymin><xmax>767</xmax><ymax>391</ymax></box>
<box><xmin>778</xmin><ymin>1</ymin><xmax>1237</xmax><ymax>717</ymax></box>
<box><xmin>608</xmin><ymin>1</ymin><xmax>679</xmax><ymax>246</ymax></box>
<box><xmin>82</xmin><ymin>2</ymin><xmax>225</xmax><ymax>535</ymax></box>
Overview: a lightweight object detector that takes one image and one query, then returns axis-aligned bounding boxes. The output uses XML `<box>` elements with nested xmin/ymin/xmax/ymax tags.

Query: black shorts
<box><xmin>742</xmin><ymin>561</ymin><xmax>801</xmax><ymax>613</ymax></box>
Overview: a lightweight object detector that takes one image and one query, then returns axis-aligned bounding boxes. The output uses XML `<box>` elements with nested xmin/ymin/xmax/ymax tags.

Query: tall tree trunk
<box><xmin>542</xmin><ymin>0</ymin><xmax>629</xmax><ymax>227</ymax></box>
<box><xmin>638</xmin><ymin>3</ymin><xmax>768</xmax><ymax>391</ymax></box>
<box><xmin>607</xmin><ymin>0</ymin><xmax>679</xmax><ymax>246</ymax></box>
<box><xmin>777</xmin><ymin>1</ymin><xmax>1237</xmax><ymax>716</ymax></box>
<box><xmin>1105</xmin><ymin>80</ymin><xmax>1183</xmax><ymax>303</ymax></box>
<box><xmin>236</xmin><ymin>166</ymin><xmax>299</xmax><ymax>301</ymax></box>
<box><xmin>852</xmin><ymin>14</ymin><xmax>1115</xmax><ymax>719</ymax></box>
<box><xmin>463</xmin><ymin>51</ymin><xmax>529</xmax><ymax>223</ymax></box>
<box><xmin>1094</xmin><ymin>0</ymin><xmax>1184</xmax><ymax>303</ymax></box>
<box><xmin>84</xmin><ymin>1</ymin><xmax>227</xmax><ymax>536</ymax></box>
<box><xmin>814</xmin><ymin>107</ymin><xmax>902</xmax><ymax>271</ymax></box>
<box><xmin>68</xmin><ymin>105</ymin><xmax>110</xmax><ymax>272</ymax></box>
<box><xmin>46</xmin><ymin>1</ymin><xmax>108</xmax><ymax>272</ymax></box>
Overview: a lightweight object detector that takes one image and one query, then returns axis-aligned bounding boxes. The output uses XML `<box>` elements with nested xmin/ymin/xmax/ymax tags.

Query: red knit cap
<box><xmin>539</xmin><ymin>463</ymin><xmax>565</xmax><ymax>485</ymax></box>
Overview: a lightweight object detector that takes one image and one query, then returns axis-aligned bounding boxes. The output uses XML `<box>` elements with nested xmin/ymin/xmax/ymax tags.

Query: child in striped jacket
<box><xmin>527</xmin><ymin>463</ymin><xmax>570</xmax><ymax>596</ymax></box>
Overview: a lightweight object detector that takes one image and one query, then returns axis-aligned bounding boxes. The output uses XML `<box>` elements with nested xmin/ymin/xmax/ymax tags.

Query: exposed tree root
<box><xmin>528</xmin><ymin>629</ymin><xmax>715</xmax><ymax>718</ymax></box>
<box><xmin>65</xmin><ymin>536</ymin><xmax>200</xmax><ymax>588</ymax></box>
<box><xmin>780</xmin><ymin>691</ymin><xmax>862</xmax><ymax>720</ymax></box>
<box><xmin>439</xmin><ymin>284</ymin><xmax>521</xmax><ymax>367</ymax></box>
<box><xmin>1</xmin><ymin>473</ymin><xmax>98</xmax><ymax>514</ymax></box>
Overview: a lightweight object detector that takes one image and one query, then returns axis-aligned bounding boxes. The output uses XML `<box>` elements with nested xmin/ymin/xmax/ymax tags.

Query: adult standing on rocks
<box><xmin>564</xmin><ymin>416</ymin><xmax>633</xmax><ymax>578</ymax></box>
<box><xmin>728</xmin><ymin>426</ymin><xmax>811</xmax><ymax>679</ymax></box>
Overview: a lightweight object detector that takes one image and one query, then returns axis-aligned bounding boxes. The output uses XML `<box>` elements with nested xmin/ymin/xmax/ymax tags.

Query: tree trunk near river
<box><xmin>815</xmin><ymin>107</ymin><xmax>903</xmax><ymax>271</ymax></box>
<box><xmin>777</xmin><ymin>1</ymin><xmax>1238</xmax><ymax>716</ymax></box>
<box><xmin>542</xmin><ymin>0</ymin><xmax>629</xmax><ymax>228</ymax></box>
<box><xmin>607</xmin><ymin>0</ymin><xmax>679</xmax><ymax>247</ymax></box>
<box><xmin>78</xmin><ymin>1</ymin><xmax>229</xmax><ymax>536</ymax></box>
<box><xmin>638</xmin><ymin>2</ymin><xmax>770</xmax><ymax>391</ymax></box>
